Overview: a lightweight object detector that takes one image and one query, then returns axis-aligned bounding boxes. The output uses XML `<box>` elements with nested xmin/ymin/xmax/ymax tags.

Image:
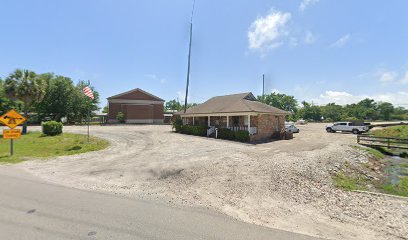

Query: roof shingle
<box><xmin>176</xmin><ymin>92</ymin><xmax>290</xmax><ymax>115</ymax></box>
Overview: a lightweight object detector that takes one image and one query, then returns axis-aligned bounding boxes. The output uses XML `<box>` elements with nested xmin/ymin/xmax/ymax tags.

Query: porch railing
<box><xmin>229</xmin><ymin>126</ymin><xmax>248</xmax><ymax>132</ymax></box>
<box><xmin>227</xmin><ymin>126</ymin><xmax>257</xmax><ymax>135</ymax></box>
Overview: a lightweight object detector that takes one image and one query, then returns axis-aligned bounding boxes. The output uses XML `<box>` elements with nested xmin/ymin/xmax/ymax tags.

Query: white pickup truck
<box><xmin>326</xmin><ymin>122</ymin><xmax>370</xmax><ymax>134</ymax></box>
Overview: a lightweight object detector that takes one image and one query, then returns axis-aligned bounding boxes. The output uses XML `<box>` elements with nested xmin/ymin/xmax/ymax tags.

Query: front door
<box><xmin>232</xmin><ymin>116</ymin><xmax>239</xmax><ymax>126</ymax></box>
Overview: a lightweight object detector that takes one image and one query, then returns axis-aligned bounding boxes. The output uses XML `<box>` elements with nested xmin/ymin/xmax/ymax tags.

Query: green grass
<box><xmin>0</xmin><ymin>132</ymin><xmax>109</xmax><ymax>163</ymax></box>
<box><xmin>367</xmin><ymin>148</ymin><xmax>386</xmax><ymax>159</ymax></box>
<box><xmin>332</xmin><ymin>172</ymin><xmax>368</xmax><ymax>191</ymax></box>
<box><xmin>383</xmin><ymin>176</ymin><xmax>408</xmax><ymax>197</ymax></box>
<box><xmin>371</xmin><ymin>125</ymin><xmax>408</xmax><ymax>139</ymax></box>
<box><xmin>352</xmin><ymin>145</ymin><xmax>385</xmax><ymax>159</ymax></box>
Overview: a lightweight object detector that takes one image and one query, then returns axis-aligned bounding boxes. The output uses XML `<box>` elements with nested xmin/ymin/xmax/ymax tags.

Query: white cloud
<box><xmin>177</xmin><ymin>91</ymin><xmax>192</xmax><ymax>103</ymax></box>
<box><xmin>400</xmin><ymin>71</ymin><xmax>408</xmax><ymax>84</ymax></box>
<box><xmin>330</xmin><ymin>34</ymin><xmax>351</xmax><ymax>48</ymax></box>
<box><xmin>318</xmin><ymin>91</ymin><xmax>360</xmax><ymax>105</ymax></box>
<box><xmin>379</xmin><ymin>71</ymin><xmax>397</xmax><ymax>83</ymax></box>
<box><xmin>289</xmin><ymin>37</ymin><xmax>298</xmax><ymax>47</ymax></box>
<box><xmin>299</xmin><ymin>0</ymin><xmax>320</xmax><ymax>11</ymax></box>
<box><xmin>315</xmin><ymin>90</ymin><xmax>408</xmax><ymax>107</ymax></box>
<box><xmin>248</xmin><ymin>10</ymin><xmax>291</xmax><ymax>52</ymax></box>
<box><xmin>304</xmin><ymin>31</ymin><xmax>316</xmax><ymax>44</ymax></box>
<box><xmin>144</xmin><ymin>74</ymin><xmax>157</xmax><ymax>79</ymax></box>
<box><xmin>144</xmin><ymin>74</ymin><xmax>167</xmax><ymax>84</ymax></box>
<box><xmin>177</xmin><ymin>91</ymin><xmax>184</xmax><ymax>102</ymax></box>
<box><xmin>270</xmin><ymin>88</ymin><xmax>281</xmax><ymax>94</ymax></box>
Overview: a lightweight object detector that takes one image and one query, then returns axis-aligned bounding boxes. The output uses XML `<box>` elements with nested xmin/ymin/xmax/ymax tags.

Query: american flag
<box><xmin>82</xmin><ymin>86</ymin><xmax>94</xmax><ymax>100</ymax></box>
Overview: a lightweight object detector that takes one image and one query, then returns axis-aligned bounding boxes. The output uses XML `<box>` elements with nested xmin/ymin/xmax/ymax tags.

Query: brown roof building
<box><xmin>107</xmin><ymin>88</ymin><xmax>164</xmax><ymax>124</ymax></box>
<box><xmin>174</xmin><ymin>92</ymin><xmax>290</xmax><ymax>141</ymax></box>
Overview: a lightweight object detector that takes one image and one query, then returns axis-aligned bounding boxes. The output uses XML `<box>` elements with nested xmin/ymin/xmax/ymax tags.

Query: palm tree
<box><xmin>4</xmin><ymin>69</ymin><xmax>47</xmax><ymax>134</ymax></box>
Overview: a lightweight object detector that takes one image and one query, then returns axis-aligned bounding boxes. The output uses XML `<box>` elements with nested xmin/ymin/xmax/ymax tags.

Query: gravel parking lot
<box><xmin>14</xmin><ymin>124</ymin><xmax>408</xmax><ymax>240</ymax></box>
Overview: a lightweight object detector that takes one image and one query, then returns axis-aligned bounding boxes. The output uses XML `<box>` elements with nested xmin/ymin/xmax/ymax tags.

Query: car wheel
<box><xmin>352</xmin><ymin>129</ymin><xmax>360</xmax><ymax>134</ymax></box>
<box><xmin>326</xmin><ymin>128</ymin><xmax>333</xmax><ymax>133</ymax></box>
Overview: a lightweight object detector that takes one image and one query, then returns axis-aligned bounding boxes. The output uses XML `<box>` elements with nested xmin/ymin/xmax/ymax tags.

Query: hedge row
<box><xmin>172</xmin><ymin>117</ymin><xmax>250</xmax><ymax>142</ymax></box>
<box><xmin>177</xmin><ymin>125</ymin><xmax>208</xmax><ymax>136</ymax></box>
<box><xmin>217</xmin><ymin>128</ymin><xmax>250</xmax><ymax>142</ymax></box>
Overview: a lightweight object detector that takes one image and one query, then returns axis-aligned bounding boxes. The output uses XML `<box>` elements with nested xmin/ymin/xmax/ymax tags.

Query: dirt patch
<box><xmin>13</xmin><ymin>124</ymin><xmax>408</xmax><ymax>240</ymax></box>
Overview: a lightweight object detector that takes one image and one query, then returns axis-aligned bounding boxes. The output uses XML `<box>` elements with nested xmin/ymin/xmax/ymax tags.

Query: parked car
<box><xmin>285</xmin><ymin>123</ymin><xmax>300</xmax><ymax>133</ymax></box>
<box><xmin>326</xmin><ymin>122</ymin><xmax>369</xmax><ymax>134</ymax></box>
<box><xmin>297</xmin><ymin>119</ymin><xmax>306</xmax><ymax>125</ymax></box>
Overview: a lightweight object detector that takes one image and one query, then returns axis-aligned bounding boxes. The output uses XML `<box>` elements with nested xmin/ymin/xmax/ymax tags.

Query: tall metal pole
<box><xmin>262</xmin><ymin>74</ymin><xmax>265</xmax><ymax>102</ymax></box>
<box><xmin>184</xmin><ymin>0</ymin><xmax>196</xmax><ymax>113</ymax></box>
<box><xmin>87</xmin><ymin>80</ymin><xmax>91</xmax><ymax>143</ymax></box>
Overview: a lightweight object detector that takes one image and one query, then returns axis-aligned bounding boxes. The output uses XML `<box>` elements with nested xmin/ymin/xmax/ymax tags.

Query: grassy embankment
<box><xmin>0</xmin><ymin>132</ymin><xmax>109</xmax><ymax>163</ymax></box>
<box><xmin>334</xmin><ymin>126</ymin><xmax>408</xmax><ymax>197</ymax></box>
<box><xmin>333</xmin><ymin>147</ymin><xmax>385</xmax><ymax>191</ymax></box>
<box><xmin>371</xmin><ymin>125</ymin><xmax>408</xmax><ymax>139</ymax></box>
<box><xmin>371</xmin><ymin>126</ymin><xmax>408</xmax><ymax>196</ymax></box>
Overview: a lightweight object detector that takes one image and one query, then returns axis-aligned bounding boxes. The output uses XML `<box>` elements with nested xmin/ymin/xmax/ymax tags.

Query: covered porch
<box><xmin>181</xmin><ymin>113</ymin><xmax>259</xmax><ymax>136</ymax></box>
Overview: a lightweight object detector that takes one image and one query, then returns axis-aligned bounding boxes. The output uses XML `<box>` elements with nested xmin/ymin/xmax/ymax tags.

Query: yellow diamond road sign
<box><xmin>0</xmin><ymin>109</ymin><xmax>27</xmax><ymax>129</ymax></box>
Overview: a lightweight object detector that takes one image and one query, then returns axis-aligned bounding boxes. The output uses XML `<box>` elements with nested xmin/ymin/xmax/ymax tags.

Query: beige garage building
<box><xmin>107</xmin><ymin>88</ymin><xmax>164</xmax><ymax>124</ymax></box>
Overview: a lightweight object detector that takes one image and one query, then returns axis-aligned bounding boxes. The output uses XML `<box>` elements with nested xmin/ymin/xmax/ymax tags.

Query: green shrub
<box><xmin>42</xmin><ymin>121</ymin><xmax>63</xmax><ymax>136</ymax></box>
<box><xmin>179</xmin><ymin>125</ymin><xmax>207</xmax><ymax>136</ymax></box>
<box><xmin>172</xmin><ymin>117</ymin><xmax>183</xmax><ymax>132</ymax></box>
<box><xmin>116</xmin><ymin>112</ymin><xmax>125</xmax><ymax>123</ymax></box>
<box><xmin>234</xmin><ymin>130</ymin><xmax>250</xmax><ymax>142</ymax></box>
<box><xmin>218</xmin><ymin>128</ymin><xmax>235</xmax><ymax>140</ymax></box>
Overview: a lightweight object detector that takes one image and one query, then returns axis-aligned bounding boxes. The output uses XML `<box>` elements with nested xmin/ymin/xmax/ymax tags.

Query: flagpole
<box><xmin>87</xmin><ymin>80</ymin><xmax>91</xmax><ymax>143</ymax></box>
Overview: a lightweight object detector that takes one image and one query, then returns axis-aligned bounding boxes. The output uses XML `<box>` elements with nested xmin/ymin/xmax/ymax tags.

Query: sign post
<box><xmin>82</xmin><ymin>81</ymin><xmax>94</xmax><ymax>143</ymax></box>
<box><xmin>10</xmin><ymin>139</ymin><xmax>13</xmax><ymax>156</ymax></box>
<box><xmin>0</xmin><ymin>109</ymin><xmax>27</xmax><ymax>157</ymax></box>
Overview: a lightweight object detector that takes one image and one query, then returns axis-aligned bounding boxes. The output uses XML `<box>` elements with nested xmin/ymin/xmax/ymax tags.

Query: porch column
<box><xmin>226</xmin><ymin>116</ymin><xmax>229</xmax><ymax>128</ymax></box>
<box><xmin>208</xmin><ymin>116</ymin><xmax>210</xmax><ymax>127</ymax></box>
<box><xmin>248</xmin><ymin>115</ymin><xmax>251</xmax><ymax>131</ymax></box>
<box><xmin>193</xmin><ymin>116</ymin><xmax>195</xmax><ymax>125</ymax></box>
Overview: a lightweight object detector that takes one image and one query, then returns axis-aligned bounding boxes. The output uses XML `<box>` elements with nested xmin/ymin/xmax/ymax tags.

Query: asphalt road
<box><xmin>0</xmin><ymin>166</ymin><xmax>323</xmax><ymax>240</ymax></box>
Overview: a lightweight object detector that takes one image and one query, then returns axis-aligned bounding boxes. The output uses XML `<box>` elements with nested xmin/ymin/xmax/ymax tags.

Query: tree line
<box><xmin>258</xmin><ymin>92</ymin><xmax>408</xmax><ymax>122</ymax></box>
<box><xmin>0</xmin><ymin>69</ymin><xmax>99</xmax><ymax>131</ymax></box>
<box><xmin>164</xmin><ymin>99</ymin><xmax>197</xmax><ymax>112</ymax></box>
<box><xmin>164</xmin><ymin>92</ymin><xmax>408</xmax><ymax>122</ymax></box>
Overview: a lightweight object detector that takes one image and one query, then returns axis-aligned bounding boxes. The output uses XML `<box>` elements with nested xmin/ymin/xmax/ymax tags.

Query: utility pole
<box><xmin>184</xmin><ymin>0</ymin><xmax>196</xmax><ymax>113</ymax></box>
<box><xmin>262</xmin><ymin>74</ymin><xmax>265</xmax><ymax>102</ymax></box>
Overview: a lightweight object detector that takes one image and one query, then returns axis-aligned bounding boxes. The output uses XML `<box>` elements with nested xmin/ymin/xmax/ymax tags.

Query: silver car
<box><xmin>285</xmin><ymin>124</ymin><xmax>300</xmax><ymax>133</ymax></box>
